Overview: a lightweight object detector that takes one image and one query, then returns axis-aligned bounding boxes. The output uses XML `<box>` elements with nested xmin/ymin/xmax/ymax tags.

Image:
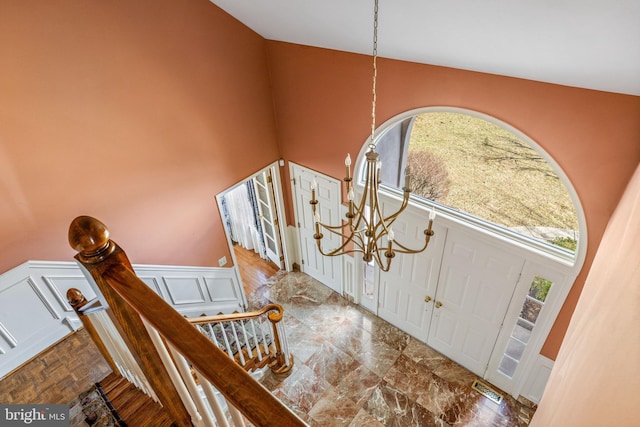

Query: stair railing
<box><xmin>67</xmin><ymin>215</ymin><xmax>306</xmax><ymax>427</ymax></box>
<box><xmin>67</xmin><ymin>289</ymin><xmax>160</xmax><ymax>402</ymax></box>
<box><xmin>188</xmin><ymin>304</ymin><xmax>293</xmax><ymax>377</ymax></box>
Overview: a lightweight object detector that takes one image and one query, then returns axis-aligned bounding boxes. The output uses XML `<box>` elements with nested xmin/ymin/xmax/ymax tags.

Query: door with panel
<box><xmin>253</xmin><ymin>170</ymin><xmax>283</xmax><ymax>268</ymax></box>
<box><xmin>376</xmin><ymin>197</ymin><xmax>447</xmax><ymax>341</ymax></box>
<box><xmin>427</xmin><ymin>228</ymin><xmax>526</xmax><ymax>376</ymax></box>
<box><xmin>290</xmin><ymin>163</ymin><xmax>343</xmax><ymax>293</ymax></box>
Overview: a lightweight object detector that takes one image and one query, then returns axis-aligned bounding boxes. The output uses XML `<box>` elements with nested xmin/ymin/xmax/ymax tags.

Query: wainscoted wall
<box><xmin>0</xmin><ymin>261</ymin><xmax>245</xmax><ymax>379</ymax></box>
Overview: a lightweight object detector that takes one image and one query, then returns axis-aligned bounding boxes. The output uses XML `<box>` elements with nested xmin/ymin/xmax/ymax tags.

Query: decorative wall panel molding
<box><xmin>0</xmin><ymin>261</ymin><xmax>245</xmax><ymax>379</ymax></box>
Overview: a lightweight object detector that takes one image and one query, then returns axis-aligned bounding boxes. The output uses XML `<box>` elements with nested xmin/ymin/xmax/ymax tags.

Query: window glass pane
<box><xmin>498</xmin><ymin>355</ymin><xmax>518</xmax><ymax>378</ymax></box>
<box><xmin>260</xmin><ymin>203</ymin><xmax>272</xmax><ymax>222</ymax></box>
<box><xmin>528</xmin><ymin>276</ymin><xmax>553</xmax><ymax>302</ymax></box>
<box><xmin>263</xmin><ymin>222</ymin><xmax>274</xmax><ymax>237</ymax></box>
<box><xmin>266</xmin><ymin>236</ymin><xmax>277</xmax><ymax>253</ymax></box>
<box><xmin>505</xmin><ymin>338</ymin><xmax>526</xmax><ymax>360</ymax></box>
<box><xmin>512</xmin><ymin>318</ymin><xmax>533</xmax><ymax>344</ymax></box>
<box><xmin>520</xmin><ymin>297</ymin><xmax>543</xmax><ymax>324</ymax></box>
<box><xmin>376</xmin><ymin>111</ymin><xmax>579</xmax><ymax>253</ymax></box>
<box><xmin>257</xmin><ymin>185</ymin><xmax>269</xmax><ymax>203</ymax></box>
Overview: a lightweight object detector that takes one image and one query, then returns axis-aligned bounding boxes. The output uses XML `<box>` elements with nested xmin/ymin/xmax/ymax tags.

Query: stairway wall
<box><xmin>0</xmin><ymin>261</ymin><xmax>246</xmax><ymax>378</ymax></box>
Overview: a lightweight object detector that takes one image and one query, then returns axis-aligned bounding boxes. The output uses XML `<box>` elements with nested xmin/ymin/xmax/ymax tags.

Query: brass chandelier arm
<box><xmin>388</xmin><ymin>229</ymin><xmax>435</xmax><ymax>254</ymax></box>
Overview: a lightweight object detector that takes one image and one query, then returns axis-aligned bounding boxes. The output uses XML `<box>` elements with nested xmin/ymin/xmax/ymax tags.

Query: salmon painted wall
<box><xmin>265</xmin><ymin>42</ymin><xmax>640</xmax><ymax>358</ymax></box>
<box><xmin>0</xmin><ymin>1</ymin><xmax>279</xmax><ymax>271</ymax></box>
<box><xmin>531</xmin><ymin>164</ymin><xmax>640</xmax><ymax>426</ymax></box>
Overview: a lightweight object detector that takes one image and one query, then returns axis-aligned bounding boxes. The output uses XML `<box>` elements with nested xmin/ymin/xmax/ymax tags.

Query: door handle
<box><xmin>435</xmin><ymin>301</ymin><xmax>443</xmax><ymax>308</ymax></box>
<box><xmin>424</xmin><ymin>295</ymin><xmax>432</xmax><ymax>303</ymax></box>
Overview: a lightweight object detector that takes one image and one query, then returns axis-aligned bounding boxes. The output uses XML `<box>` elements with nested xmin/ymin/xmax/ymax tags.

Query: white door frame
<box><xmin>216</xmin><ymin>162</ymin><xmax>291</xmax><ymax>282</ymax></box>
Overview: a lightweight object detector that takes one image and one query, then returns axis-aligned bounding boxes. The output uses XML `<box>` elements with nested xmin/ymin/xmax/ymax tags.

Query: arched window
<box><xmin>375</xmin><ymin>109</ymin><xmax>581</xmax><ymax>259</ymax></box>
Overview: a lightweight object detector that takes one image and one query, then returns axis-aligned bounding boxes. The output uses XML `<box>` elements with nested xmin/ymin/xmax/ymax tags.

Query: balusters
<box><xmin>227</xmin><ymin>321</ymin><xmax>246</xmax><ymax>366</ymax></box>
<box><xmin>195</xmin><ymin>369</ymin><xmax>231</xmax><ymax>427</ymax></box>
<box><xmin>248</xmin><ymin>318</ymin><xmax>263</xmax><ymax>361</ymax></box>
<box><xmin>239</xmin><ymin>320</ymin><xmax>253</xmax><ymax>360</ymax></box>
<box><xmin>144</xmin><ymin>320</ymin><xmax>204</xmax><ymax>425</ymax></box>
<box><xmin>276</xmin><ymin>322</ymin><xmax>292</xmax><ymax>368</ymax></box>
<box><xmin>167</xmin><ymin>344</ymin><xmax>217</xmax><ymax>427</ymax></box>
<box><xmin>257</xmin><ymin>316</ymin><xmax>271</xmax><ymax>357</ymax></box>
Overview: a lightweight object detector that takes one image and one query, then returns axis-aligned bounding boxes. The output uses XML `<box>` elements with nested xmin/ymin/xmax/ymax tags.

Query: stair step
<box><xmin>98</xmin><ymin>374</ymin><xmax>174</xmax><ymax>427</ymax></box>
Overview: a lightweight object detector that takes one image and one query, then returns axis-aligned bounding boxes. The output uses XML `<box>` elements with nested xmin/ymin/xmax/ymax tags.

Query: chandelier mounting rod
<box><xmin>309</xmin><ymin>0</ymin><xmax>436</xmax><ymax>272</ymax></box>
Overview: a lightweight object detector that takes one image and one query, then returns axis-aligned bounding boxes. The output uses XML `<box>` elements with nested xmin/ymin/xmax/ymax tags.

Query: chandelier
<box><xmin>309</xmin><ymin>0</ymin><xmax>435</xmax><ymax>272</ymax></box>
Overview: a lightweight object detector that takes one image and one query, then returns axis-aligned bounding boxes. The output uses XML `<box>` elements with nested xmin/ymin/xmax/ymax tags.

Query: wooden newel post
<box><xmin>66</xmin><ymin>288</ymin><xmax>119</xmax><ymax>375</ymax></box>
<box><xmin>68</xmin><ymin>216</ymin><xmax>193</xmax><ymax>427</ymax></box>
<box><xmin>267</xmin><ymin>308</ymin><xmax>294</xmax><ymax>377</ymax></box>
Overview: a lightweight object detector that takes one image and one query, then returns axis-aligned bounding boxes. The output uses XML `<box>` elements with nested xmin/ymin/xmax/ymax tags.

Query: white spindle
<box><xmin>276</xmin><ymin>322</ymin><xmax>292</xmax><ymax>367</ymax></box>
<box><xmin>239</xmin><ymin>320</ymin><xmax>253</xmax><ymax>359</ymax></box>
<box><xmin>228</xmin><ymin>321</ymin><xmax>246</xmax><ymax>366</ymax></box>
<box><xmin>144</xmin><ymin>320</ymin><xmax>203</xmax><ymax>426</ymax></box>
<box><xmin>92</xmin><ymin>310</ymin><xmax>158</xmax><ymax>401</ymax></box>
<box><xmin>257</xmin><ymin>317</ymin><xmax>271</xmax><ymax>356</ymax></box>
<box><xmin>227</xmin><ymin>404</ymin><xmax>247</xmax><ymax>427</ymax></box>
<box><xmin>195</xmin><ymin>369</ymin><xmax>231</xmax><ymax>427</ymax></box>
<box><xmin>218</xmin><ymin>322</ymin><xmax>235</xmax><ymax>358</ymax></box>
<box><xmin>167</xmin><ymin>344</ymin><xmax>217</xmax><ymax>427</ymax></box>
<box><xmin>206</xmin><ymin>323</ymin><xmax>221</xmax><ymax>348</ymax></box>
<box><xmin>249</xmin><ymin>319</ymin><xmax>263</xmax><ymax>361</ymax></box>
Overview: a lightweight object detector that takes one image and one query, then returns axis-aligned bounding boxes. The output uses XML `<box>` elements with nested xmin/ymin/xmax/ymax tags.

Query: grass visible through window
<box><xmin>407</xmin><ymin>112</ymin><xmax>578</xmax><ymax>251</ymax></box>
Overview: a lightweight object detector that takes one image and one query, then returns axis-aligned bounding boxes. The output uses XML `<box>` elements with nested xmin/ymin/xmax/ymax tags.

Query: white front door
<box><xmin>253</xmin><ymin>170</ymin><xmax>283</xmax><ymax>267</ymax></box>
<box><xmin>376</xmin><ymin>197</ymin><xmax>447</xmax><ymax>341</ymax></box>
<box><xmin>290</xmin><ymin>163</ymin><xmax>342</xmax><ymax>293</ymax></box>
<box><xmin>427</xmin><ymin>228</ymin><xmax>526</xmax><ymax>376</ymax></box>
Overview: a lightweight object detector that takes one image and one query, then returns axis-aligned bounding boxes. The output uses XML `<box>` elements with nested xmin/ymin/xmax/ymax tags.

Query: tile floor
<box><xmin>247</xmin><ymin>271</ymin><xmax>536</xmax><ymax>426</ymax></box>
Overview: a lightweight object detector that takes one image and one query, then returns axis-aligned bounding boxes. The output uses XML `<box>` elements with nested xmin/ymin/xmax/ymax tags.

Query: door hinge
<box><xmin>301</xmin><ymin>259</ymin><xmax>305</xmax><ymax>265</ymax></box>
<box><xmin>292</xmin><ymin>178</ymin><xmax>296</xmax><ymax>186</ymax></box>
<box><xmin>274</xmin><ymin>218</ymin><xmax>279</xmax><ymax>226</ymax></box>
<box><xmin>267</xmin><ymin>175</ymin><xmax>272</xmax><ymax>183</ymax></box>
<box><xmin>298</xmin><ymin>222</ymin><xmax>301</xmax><ymax>228</ymax></box>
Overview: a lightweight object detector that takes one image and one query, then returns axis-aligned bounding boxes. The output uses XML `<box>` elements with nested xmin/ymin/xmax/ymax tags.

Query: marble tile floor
<box><xmin>247</xmin><ymin>271</ymin><xmax>536</xmax><ymax>427</ymax></box>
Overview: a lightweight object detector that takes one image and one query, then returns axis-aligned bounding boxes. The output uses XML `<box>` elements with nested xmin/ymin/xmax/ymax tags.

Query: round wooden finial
<box><xmin>68</xmin><ymin>216</ymin><xmax>110</xmax><ymax>255</ymax></box>
<box><xmin>66</xmin><ymin>288</ymin><xmax>87</xmax><ymax>308</ymax></box>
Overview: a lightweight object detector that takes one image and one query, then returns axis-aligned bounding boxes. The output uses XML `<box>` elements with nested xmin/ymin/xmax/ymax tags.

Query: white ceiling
<box><xmin>210</xmin><ymin>0</ymin><xmax>640</xmax><ymax>96</ymax></box>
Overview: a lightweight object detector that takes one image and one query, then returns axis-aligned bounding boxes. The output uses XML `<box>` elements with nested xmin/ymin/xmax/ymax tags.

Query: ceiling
<box><xmin>210</xmin><ymin>0</ymin><xmax>640</xmax><ymax>96</ymax></box>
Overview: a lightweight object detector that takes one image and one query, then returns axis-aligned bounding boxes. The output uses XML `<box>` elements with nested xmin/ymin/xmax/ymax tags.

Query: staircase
<box><xmin>189</xmin><ymin>304</ymin><xmax>293</xmax><ymax>377</ymax></box>
<box><xmin>67</xmin><ymin>216</ymin><xmax>305</xmax><ymax>426</ymax></box>
<box><xmin>99</xmin><ymin>373</ymin><xmax>174</xmax><ymax>427</ymax></box>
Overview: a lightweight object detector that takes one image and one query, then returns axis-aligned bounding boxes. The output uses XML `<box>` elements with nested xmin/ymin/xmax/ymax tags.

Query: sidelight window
<box><xmin>498</xmin><ymin>275</ymin><xmax>552</xmax><ymax>378</ymax></box>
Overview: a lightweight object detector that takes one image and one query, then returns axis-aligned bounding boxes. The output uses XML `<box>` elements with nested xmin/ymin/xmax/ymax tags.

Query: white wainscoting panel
<box><xmin>0</xmin><ymin>261</ymin><xmax>245</xmax><ymax>379</ymax></box>
<box><xmin>519</xmin><ymin>355</ymin><xmax>554</xmax><ymax>404</ymax></box>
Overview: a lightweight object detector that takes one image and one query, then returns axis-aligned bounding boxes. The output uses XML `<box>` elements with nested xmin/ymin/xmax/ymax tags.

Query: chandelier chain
<box><xmin>370</xmin><ymin>0</ymin><xmax>378</xmax><ymax>150</ymax></box>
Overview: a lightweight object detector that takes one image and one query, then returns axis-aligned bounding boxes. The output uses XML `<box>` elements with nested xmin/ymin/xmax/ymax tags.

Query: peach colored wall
<box><xmin>0</xmin><ymin>1</ymin><xmax>280</xmax><ymax>271</ymax></box>
<box><xmin>266</xmin><ymin>41</ymin><xmax>640</xmax><ymax>358</ymax></box>
<box><xmin>531</xmin><ymin>163</ymin><xmax>640</xmax><ymax>426</ymax></box>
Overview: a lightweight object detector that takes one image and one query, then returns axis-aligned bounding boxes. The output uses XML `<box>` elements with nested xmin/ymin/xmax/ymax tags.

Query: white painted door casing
<box><xmin>253</xmin><ymin>170</ymin><xmax>282</xmax><ymax>267</ymax></box>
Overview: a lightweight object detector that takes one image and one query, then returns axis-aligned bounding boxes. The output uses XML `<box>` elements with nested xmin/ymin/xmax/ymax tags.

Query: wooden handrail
<box><xmin>188</xmin><ymin>303</ymin><xmax>284</xmax><ymax>324</ymax></box>
<box><xmin>69</xmin><ymin>216</ymin><xmax>306</xmax><ymax>427</ymax></box>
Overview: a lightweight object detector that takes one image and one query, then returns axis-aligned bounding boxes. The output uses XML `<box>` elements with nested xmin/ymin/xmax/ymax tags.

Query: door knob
<box><xmin>435</xmin><ymin>301</ymin><xmax>443</xmax><ymax>308</ymax></box>
<box><xmin>424</xmin><ymin>296</ymin><xmax>432</xmax><ymax>303</ymax></box>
